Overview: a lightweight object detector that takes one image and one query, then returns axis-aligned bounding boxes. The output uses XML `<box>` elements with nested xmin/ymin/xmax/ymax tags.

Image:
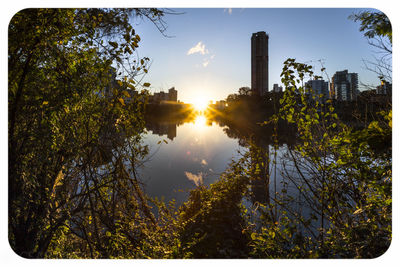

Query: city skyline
<box><xmin>130</xmin><ymin>8</ymin><xmax>388</xmax><ymax>103</ymax></box>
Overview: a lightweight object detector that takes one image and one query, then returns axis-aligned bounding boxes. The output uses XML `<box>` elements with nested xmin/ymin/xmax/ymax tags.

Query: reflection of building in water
<box><xmin>249</xmin><ymin>137</ymin><xmax>270</xmax><ymax>205</ymax></box>
<box><xmin>146</xmin><ymin>122</ymin><xmax>177</xmax><ymax>141</ymax></box>
<box><xmin>149</xmin><ymin>87</ymin><xmax>178</xmax><ymax>104</ymax></box>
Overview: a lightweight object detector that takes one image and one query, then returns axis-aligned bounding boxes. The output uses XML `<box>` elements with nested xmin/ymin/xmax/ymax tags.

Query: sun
<box><xmin>192</xmin><ymin>97</ymin><xmax>209</xmax><ymax>111</ymax></box>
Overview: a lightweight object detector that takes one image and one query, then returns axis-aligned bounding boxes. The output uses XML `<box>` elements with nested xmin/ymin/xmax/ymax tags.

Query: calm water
<box><xmin>138</xmin><ymin>113</ymin><xmax>324</xmax><ymax>232</ymax></box>
<box><xmin>139</xmin><ymin>115</ymin><xmax>244</xmax><ymax>205</ymax></box>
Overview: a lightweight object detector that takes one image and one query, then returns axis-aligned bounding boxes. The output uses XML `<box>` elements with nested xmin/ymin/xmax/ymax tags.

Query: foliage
<box><xmin>177</xmin><ymin>157</ymin><xmax>252</xmax><ymax>258</ymax></box>
<box><xmin>248</xmin><ymin>59</ymin><xmax>392</xmax><ymax>258</ymax></box>
<box><xmin>9</xmin><ymin>8</ymin><xmax>391</xmax><ymax>259</ymax></box>
<box><xmin>349</xmin><ymin>10</ymin><xmax>392</xmax><ymax>44</ymax></box>
<box><xmin>349</xmin><ymin>10</ymin><xmax>392</xmax><ymax>84</ymax></box>
<box><xmin>8</xmin><ymin>8</ymin><xmax>165</xmax><ymax>258</ymax></box>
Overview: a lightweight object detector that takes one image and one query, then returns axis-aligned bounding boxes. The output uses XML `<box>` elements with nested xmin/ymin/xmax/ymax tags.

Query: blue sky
<box><xmin>132</xmin><ymin>8</ymin><xmax>387</xmax><ymax>103</ymax></box>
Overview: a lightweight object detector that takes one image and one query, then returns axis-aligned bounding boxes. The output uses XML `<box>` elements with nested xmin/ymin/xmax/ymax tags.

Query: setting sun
<box><xmin>192</xmin><ymin>97</ymin><xmax>209</xmax><ymax>111</ymax></box>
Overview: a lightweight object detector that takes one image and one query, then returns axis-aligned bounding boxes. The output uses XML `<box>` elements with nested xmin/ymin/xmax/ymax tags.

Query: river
<box><xmin>138</xmin><ymin>111</ymin><xmax>334</xmax><ymax>233</ymax></box>
<box><xmin>139</xmin><ymin>114</ymin><xmax>244</xmax><ymax>205</ymax></box>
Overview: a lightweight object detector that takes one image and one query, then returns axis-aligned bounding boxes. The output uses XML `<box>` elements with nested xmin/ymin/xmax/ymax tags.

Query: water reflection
<box><xmin>140</xmin><ymin>112</ymin><xmax>241</xmax><ymax>205</ymax></box>
<box><xmin>141</xmin><ymin>102</ymin><xmax>356</xmax><ymax>237</ymax></box>
<box><xmin>146</xmin><ymin>121</ymin><xmax>177</xmax><ymax>140</ymax></box>
<box><xmin>249</xmin><ymin>137</ymin><xmax>271</xmax><ymax>205</ymax></box>
<box><xmin>193</xmin><ymin>114</ymin><xmax>207</xmax><ymax>129</ymax></box>
<box><xmin>141</xmin><ymin>106</ymin><xmax>298</xmax><ymax>208</ymax></box>
<box><xmin>184</xmin><ymin>171</ymin><xmax>204</xmax><ymax>187</ymax></box>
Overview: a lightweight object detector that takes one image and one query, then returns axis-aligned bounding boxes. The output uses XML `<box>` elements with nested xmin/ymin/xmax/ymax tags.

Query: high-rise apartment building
<box><xmin>305</xmin><ymin>79</ymin><xmax>329</xmax><ymax>102</ymax></box>
<box><xmin>330</xmin><ymin>70</ymin><xmax>358</xmax><ymax>101</ymax></box>
<box><xmin>251</xmin><ymin>31</ymin><xmax>269</xmax><ymax>96</ymax></box>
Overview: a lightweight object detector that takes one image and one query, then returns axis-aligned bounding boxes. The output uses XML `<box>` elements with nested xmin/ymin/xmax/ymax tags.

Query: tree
<box><xmin>238</xmin><ymin>86</ymin><xmax>252</xmax><ymax>96</ymax></box>
<box><xmin>349</xmin><ymin>10</ymin><xmax>392</xmax><ymax>84</ymax></box>
<box><xmin>177</xmin><ymin>158</ymin><xmax>251</xmax><ymax>258</ymax></box>
<box><xmin>248</xmin><ymin>59</ymin><xmax>391</xmax><ymax>258</ymax></box>
<box><xmin>8</xmin><ymin>8</ymin><xmax>168</xmax><ymax>258</ymax></box>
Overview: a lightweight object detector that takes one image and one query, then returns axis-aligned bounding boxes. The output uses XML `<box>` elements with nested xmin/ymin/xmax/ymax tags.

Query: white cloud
<box><xmin>184</xmin><ymin>171</ymin><xmax>203</xmax><ymax>186</ymax></box>
<box><xmin>201</xmin><ymin>54</ymin><xmax>216</xmax><ymax>68</ymax></box>
<box><xmin>187</xmin><ymin>41</ymin><xmax>209</xmax><ymax>55</ymax></box>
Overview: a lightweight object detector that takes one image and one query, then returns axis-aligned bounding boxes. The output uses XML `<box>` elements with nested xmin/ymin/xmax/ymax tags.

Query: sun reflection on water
<box><xmin>193</xmin><ymin>115</ymin><xmax>207</xmax><ymax>129</ymax></box>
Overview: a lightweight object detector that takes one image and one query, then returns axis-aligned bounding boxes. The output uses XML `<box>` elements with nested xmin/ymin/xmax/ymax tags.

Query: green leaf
<box><xmin>251</xmin><ymin>232</ymin><xmax>257</xmax><ymax>240</ymax></box>
<box><xmin>109</xmin><ymin>41</ymin><xmax>118</xmax><ymax>49</ymax></box>
<box><xmin>122</xmin><ymin>90</ymin><xmax>131</xmax><ymax>98</ymax></box>
<box><xmin>337</xmin><ymin>158</ymin><xmax>345</xmax><ymax>165</ymax></box>
<box><xmin>270</xmin><ymin>231</ymin><xmax>276</xmax><ymax>239</ymax></box>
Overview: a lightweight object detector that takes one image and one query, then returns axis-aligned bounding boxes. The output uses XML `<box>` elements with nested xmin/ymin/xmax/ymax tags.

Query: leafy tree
<box><xmin>9</xmin><ymin>8</ymin><xmax>391</xmax><ymax>259</ymax></box>
<box><xmin>350</xmin><ymin>10</ymin><xmax>391</xmax><ymax>44</ymax></box>
<box><xmin>248</xmin><ymin>59</ymin><xmax>391</xmax><ymax>258</ymax></box>
<box><xmin>349</xmin><ymin>10</ymin><xmax>392</xmax><ymax>84</ymax></box>
<box><xmin>177</xmin><ymin>158</ymin><xmax>252</xmax><ymax>258</ymax></box>
<box><xmin>8</xmin><ymin>8</ymin><xmax>167</xmax><ymax>258</ymax></box>
<box><xmin>238</xmin><ymin>86</ymin><xmax>252</xmax><ymax>96</ymax></box>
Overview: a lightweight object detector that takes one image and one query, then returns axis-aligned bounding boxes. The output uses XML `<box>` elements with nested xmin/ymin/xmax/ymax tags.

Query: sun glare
<box><xmin>194</xmin><ymin>115</ymin><xmax>207</xmax><ymax>128</ymax></box>
<box><xmin>192</xmin><ymin>97</ymin><xmax>209</xmax><ymax>111</ymax></box>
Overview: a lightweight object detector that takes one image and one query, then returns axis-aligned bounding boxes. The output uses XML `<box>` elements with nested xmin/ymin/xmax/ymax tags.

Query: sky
<box><xmin>130</xmin><ymin>8</ymin><xmax>389</xmax><ymax>104</ymax></box>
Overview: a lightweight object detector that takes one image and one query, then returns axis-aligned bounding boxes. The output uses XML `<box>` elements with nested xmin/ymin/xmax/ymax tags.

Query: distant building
<box><xmin>251</xmin><ymin>31</ymin><xmax>269</xmax><ymax>96</ymax></box>
<box><xmin>152</xmin><ymin>91</ymin><xmax>168</xmax><ymax>102</ymax></box>
<box><xmin>272</xmin><ymin>84</ymin><xmax>283</xmax><ymax>92</ymax></box>
<box><xmin>330</xmin><ymin>70</ymin><xmax>358</xmax><ymax>101</ymax></box>
<box><xmin>102</xmin><ymin>68</ymin><xmax>141</xmax><ymax>104</ymax></box>
<box><xmin>376</xmin><ymin>81</ymin><xmax>392</xmax><ymax>95</ymax></box>
<box><xmin>305</xmin><ymin>79</ymin><xmax>329</xmax><ymax>102</ymax></box>
<box><xmin>168</xmin><ymin>87</ymin><xmax>178</xmax><ymax>101</ymax></box>
<box><xmin>150</xmin><ymin>87</ymin><xmax>178</xmax><ymax>104</ymax></box>
<box><xmin>102</xmin><ymin>67</ymin><xmax>119</xmax><ymax>97</ymax></box>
